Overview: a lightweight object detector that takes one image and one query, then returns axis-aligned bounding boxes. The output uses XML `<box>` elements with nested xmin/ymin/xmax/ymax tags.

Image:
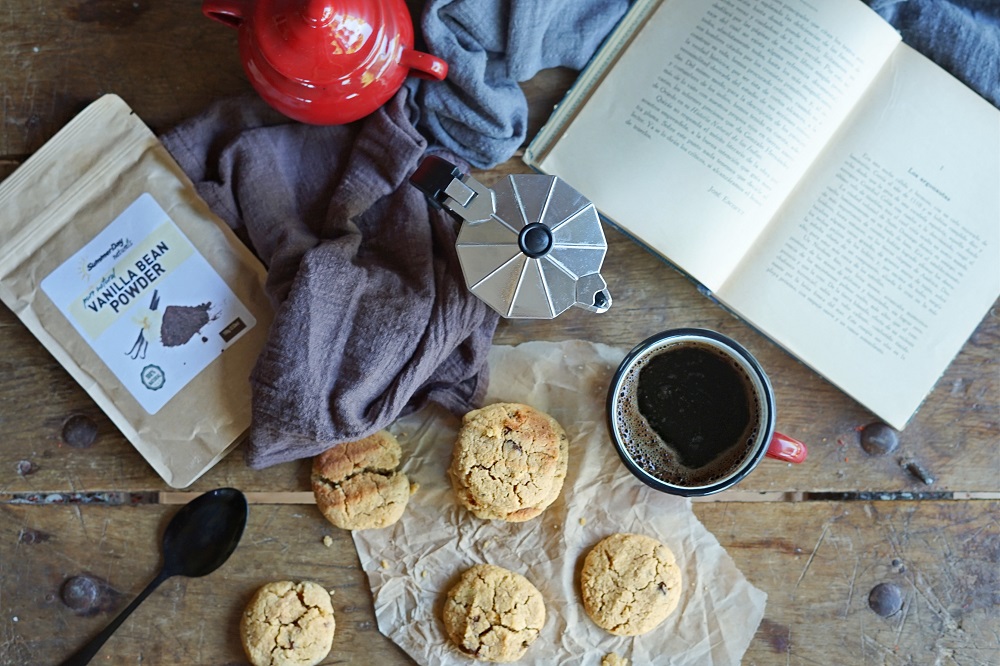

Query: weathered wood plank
<box><xmin>2</xmin><ymin>500</ymin><xmax>995</xmax><ymax>665</ymax></box>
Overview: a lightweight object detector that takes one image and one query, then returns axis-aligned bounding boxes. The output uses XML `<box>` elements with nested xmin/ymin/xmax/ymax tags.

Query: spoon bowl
<box><xmin>59</xmin><ymin>487</ymin><xmax>249</xmax><ymax>666</ymax></box>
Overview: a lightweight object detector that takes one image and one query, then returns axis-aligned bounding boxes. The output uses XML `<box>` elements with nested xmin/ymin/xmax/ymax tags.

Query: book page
<box><xmin>718</xmin><ymin>45</ymin><xmax>1000</xmax><ymax>428</ymax></box>
<box><xmin>534</xmin><ymin>0</ymin><xmax>900</xmax><ymax>291</ymax></box>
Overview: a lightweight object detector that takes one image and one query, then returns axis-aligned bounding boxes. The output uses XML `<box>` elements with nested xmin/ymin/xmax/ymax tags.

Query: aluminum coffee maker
<box><xmin>410</xmin><ymin>155</ymin><xmax>611</xmax><ymax>319</ymax></box>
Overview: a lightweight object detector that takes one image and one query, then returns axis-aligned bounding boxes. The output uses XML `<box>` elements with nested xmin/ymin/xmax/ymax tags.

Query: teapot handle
<box><xmin>203</xmin><ymin>0</ymin><xmax>246</xmax><ymax>28</ymax></box>
<box><xmin>400</xmin><ymin>49</ymin><xmax>448</xmax><ymax>81</ymax></box>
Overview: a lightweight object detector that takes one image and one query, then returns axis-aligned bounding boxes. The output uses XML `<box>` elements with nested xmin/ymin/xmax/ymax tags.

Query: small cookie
<box><xmin>240</xmin><ymin>580</ymin><xmax>335</xmax><ymax>666</ymax></box>
<box><xmin>311</xmin><ymin>431</ymin><xmax>410</xmax><ymax>530</ymax></box>
<box><xmin>450</xmin><ymin>402</ymin><xmax>569</xmax><ymax>522</ymax></box>
<box><xmin>442</xmin><ymin>563</ymin><xmax>546</xmax><ymax>663</ymax></box>
<box><xmin>580</xmin><ymin>533</ymin><xmax>682</xmax><ymax>636</ymax></box>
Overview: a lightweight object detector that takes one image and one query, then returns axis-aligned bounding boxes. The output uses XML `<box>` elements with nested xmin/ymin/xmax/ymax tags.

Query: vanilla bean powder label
<box><xmin>41</xmin><ymin>193</ymin><xmax>256</xmax><ymax>414</ymax></box>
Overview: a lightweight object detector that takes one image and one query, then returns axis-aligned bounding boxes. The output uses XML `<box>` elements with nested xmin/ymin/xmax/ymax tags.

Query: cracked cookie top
<box><xmin>311</xmin><ymin>430</ymin><xmax>411</xmax><ymax>530</ymax></box>
<box><xmin>580</xmin><ymin>532</ymin><xmax>682</xmax><ymax>636</ymax></box>
<box><xmin>442</xmin><ymin>563</ymin><xmax>546</xmax><ymax>663</ymax></box>
<box><xmin>449</xmin><ymin>402</ymin><xmax>569</xmax><ymax>522</ymax></box>
<box><xmin>240</xmin><ymin>580</ymin><xmax>335</xmax><ymax>666</ymax></box>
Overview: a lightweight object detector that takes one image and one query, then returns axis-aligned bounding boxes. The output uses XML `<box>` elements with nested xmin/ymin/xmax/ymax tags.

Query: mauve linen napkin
<box><xmin>161</xmin><ymin>90</ymin><xmax>499</xmax><ymax>469</ymax></box>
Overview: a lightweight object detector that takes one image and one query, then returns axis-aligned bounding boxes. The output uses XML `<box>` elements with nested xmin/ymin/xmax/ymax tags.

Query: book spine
<box><xmin>525</xmin><ymin>0</ymin><xmax>664</xmax><ymax>168</ymax></box>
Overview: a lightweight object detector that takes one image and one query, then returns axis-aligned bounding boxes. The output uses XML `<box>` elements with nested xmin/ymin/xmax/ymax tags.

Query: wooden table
<box><xmin>1</xmin><ymin>3</ymin><xmax>996</xmax><ymax>665</ymax></box>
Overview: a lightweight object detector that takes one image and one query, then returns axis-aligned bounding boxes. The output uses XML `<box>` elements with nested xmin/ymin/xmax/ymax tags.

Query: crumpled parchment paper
<box><xmin>352</xmin><ymin>340</ymin><xmax>766</xmax><ymax>665</ymax></box>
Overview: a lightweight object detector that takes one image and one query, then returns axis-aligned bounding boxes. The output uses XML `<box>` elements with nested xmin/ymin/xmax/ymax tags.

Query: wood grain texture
<box><xmin>0</xmin><ymin>2</ymin><xmax>997</xmax><ymax>665</ymax></box>
<box><xmin>2</xmin><ymin>500</ymin><xmax>995</xmax><ymax>665</ymax></box>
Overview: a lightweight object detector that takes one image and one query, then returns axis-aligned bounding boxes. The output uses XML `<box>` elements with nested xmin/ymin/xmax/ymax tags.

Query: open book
<box><xmin>525</xmin><ymin>0</ymin><xmax>999</xmax><ymax>429</ymax></box>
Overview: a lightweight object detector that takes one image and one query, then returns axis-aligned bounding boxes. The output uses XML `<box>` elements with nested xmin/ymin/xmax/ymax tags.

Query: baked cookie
<box><xmin>602</xmin><ymin>654</ymin><xmax>630</xmax><ymax>666</ymax></box>
<box><xmin>240</xmin><ymin>580</ymin><xmax>336</xmax><ymax>666</ymax></box>
<box><xmin>311</xmin><ymin>431</ymin><xmax>410</xmax><ymax>530</ymax></box>
<box><xmin>442</xmin><ymin>563</ymin><xmax>546</xmax><ymax>663</ymax></box>
<box><xmin>580</xmin><ymin>533</ymin><xmax>682</xmax><ymax>636</ymax></box>
<box><xmin>450</xmin><ymin>402</ymin><xmax>569</xmax><ymax>522</ymax></box>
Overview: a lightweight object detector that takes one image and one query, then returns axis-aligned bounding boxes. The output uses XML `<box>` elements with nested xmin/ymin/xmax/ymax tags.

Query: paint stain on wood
<box><xmin>758</xmin><ymin>618</ymin><xmax>791</xmax><ymax>653</ymax></box>
<box><xmin>65</xmin><ymin>0</ymin><xmax>150</xmax><ymax>28</ymax></box>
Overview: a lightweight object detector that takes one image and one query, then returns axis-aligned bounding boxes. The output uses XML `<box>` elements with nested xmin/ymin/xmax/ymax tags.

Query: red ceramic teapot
<box><xmin>203</xmin><ymin>0</ymin><xmax>448</xmax><ymax>125</ymax></box>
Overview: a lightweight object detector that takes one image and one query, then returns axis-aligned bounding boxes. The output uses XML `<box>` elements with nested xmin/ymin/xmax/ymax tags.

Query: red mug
<box><xmin>203</xmin><ymin>0</ymin><xmax>448</xmax><ymax>125</ymax></box>
<box><xmin>607</xmin><ymin>328</ymin><xmax>807</xmax><ymax>496</ymax></box>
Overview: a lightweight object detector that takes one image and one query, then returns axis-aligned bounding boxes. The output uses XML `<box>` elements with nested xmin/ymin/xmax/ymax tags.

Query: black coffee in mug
<box><xmin>607</xmin><ymin>329</ymin><xmax>806</xmax><ymax>496</ymax></box>
<box><xmin>617</xmin><ymin>341</ymin><xmax>760</xmax><ymax>487</ymax></box>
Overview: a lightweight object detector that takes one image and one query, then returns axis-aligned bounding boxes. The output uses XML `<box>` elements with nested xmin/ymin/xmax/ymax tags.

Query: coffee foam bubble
<box><xmin>613</xmin><ymin>340</ymin><xmax>763</xmax><ymax>488</ymax></box>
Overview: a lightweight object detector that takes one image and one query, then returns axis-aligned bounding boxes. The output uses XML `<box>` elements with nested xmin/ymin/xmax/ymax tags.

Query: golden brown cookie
<box><xmin>240</xmin><ymin>580</ymin><xmax>336</xmax><ymax>666</ymax></box>
<box><xmin>311</xmin><ymin>431</ymin><xmax>410</xmax><ymax>530</ymax></box>
<box><xmin>442</xmin><ymin>563</ymin><xmax>546</xmax><ymax>663</ymax></box>
<box><xmin>580</xmin><ymin>533</ymin><xmax>682</xmax><ymax>636</ymax></box>
<box><xmin>449</xmin><ymin>402</ymin><xmax>569</xmax><ymax>522</ymax></box>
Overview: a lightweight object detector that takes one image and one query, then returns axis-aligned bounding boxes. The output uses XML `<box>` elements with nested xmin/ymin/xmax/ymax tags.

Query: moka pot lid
<box><xmin>410</xmin><ymin>155</ymin><xmax>611</xmax><ymax>319</ymax></box>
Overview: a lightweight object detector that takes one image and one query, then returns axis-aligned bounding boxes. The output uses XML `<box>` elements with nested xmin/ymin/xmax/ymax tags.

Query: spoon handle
<box><xmin>58</xmin><ymin>569</ymin><xmax>171</xmax><ymax>666</ymax></box>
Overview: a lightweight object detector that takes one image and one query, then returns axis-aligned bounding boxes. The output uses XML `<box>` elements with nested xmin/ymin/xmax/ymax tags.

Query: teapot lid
<box><xmin>251</xmin><ymin>0</ymin><xmax>394</xmax><ymax>84</ymax></box>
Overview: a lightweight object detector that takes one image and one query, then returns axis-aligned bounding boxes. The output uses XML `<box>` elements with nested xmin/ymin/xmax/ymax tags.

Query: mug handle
<box><xmin>203</xmin><ymin>0</ymin><xmax>245</xmax><ymax>28</ymax></box>
<box><xmin>765</xmin><ymin>432</ymin><xmax>808</xmax><ymax>463</ymax></box>
<box><xmin>400</xmin><ymin>49</ymin><xmax>448</xmax><ymax>81</ymax></box>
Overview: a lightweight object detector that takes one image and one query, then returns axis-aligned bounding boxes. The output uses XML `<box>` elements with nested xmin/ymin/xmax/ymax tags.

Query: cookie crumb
<box><xmin>322</xmin><ymin>535</ymin><xmax>333</xmax><ymax>548</ymax></box>
<box><xmin>410</xmin><ymin>482</ymin><xmax>420</xmax><ymax>495</ymax></box>
<box><xmin>381</xmin><ymin>559</ymin><xmax>389</xmax><ymax>569</ymax></box>
<box><xmin>602</xmin><ymin>654</ymin><xmax>629</xmax><ymax>666</ymax></box>
<box><xmin>579</xmin><ymin>517</ymin><xmax>587</xmax><ymax>526</ymax></box>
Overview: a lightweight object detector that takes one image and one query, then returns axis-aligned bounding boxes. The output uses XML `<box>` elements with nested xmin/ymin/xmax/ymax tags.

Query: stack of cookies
<box><xmin>449</xmin><ymin>402</ymin><xmax>569</xmax><ymax>523</ymax></box>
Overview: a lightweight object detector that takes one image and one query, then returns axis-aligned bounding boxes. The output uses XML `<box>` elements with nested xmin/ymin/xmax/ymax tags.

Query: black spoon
<box><xmin>59</xmin><ymin>487</ymin><xmax>249</xmax><ymax>666</ymax></box>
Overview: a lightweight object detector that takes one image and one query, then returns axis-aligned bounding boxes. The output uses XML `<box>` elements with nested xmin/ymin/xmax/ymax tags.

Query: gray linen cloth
<box><xmin>412</xmin><ymin>0</ymin><xmax>633</xmax><ymax>168</ymax></box>
<box><xmin>162</xmin><ymin>90</ymin><xmax>499</xmax><ymax>469</ymax></box>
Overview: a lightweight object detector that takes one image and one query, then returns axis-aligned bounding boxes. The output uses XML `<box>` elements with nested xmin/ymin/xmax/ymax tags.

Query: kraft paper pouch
<box><xmin>0</xmin><ymin>94</ymin><xmax>273</xmax><ymax>488</ymax></box>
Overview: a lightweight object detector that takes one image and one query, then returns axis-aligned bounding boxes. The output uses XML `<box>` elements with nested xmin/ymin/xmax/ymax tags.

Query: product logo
<box><xmin>141</xmin><ymin>364</ymin><xmax>166</xmax><ymax>391</ymax></box>
<box><xmin>84</xmin><ymin>237</ymin><xmax>133</xmax><ymax>274</ymax></box>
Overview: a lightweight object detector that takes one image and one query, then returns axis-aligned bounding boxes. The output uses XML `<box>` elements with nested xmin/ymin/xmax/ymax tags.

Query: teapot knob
<box><xmin>301</xmin><ymin>0</ymin><xmax>334</xmax><ymax>25</ymax></box>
